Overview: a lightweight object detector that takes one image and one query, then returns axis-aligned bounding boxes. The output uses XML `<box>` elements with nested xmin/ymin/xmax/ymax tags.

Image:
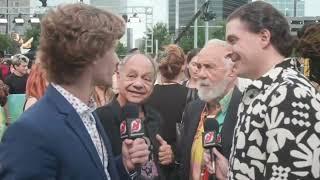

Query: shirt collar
<box><xmin>204</xmin><ymin>88</ymin><xmax>234</xmax><ymax>115</ymax></box>
<box><xmin>219</xmin><ymin>89</ymin><xmax>233</xmax><ymax>113</ymax></box>
<box><xmin>247</xmin><ymin>58</ymin><xmax>298</xmax><ymax>92</ymax></box>
<box><xmin>52</xmin><ymin>83</ymin><xmax>97</xmax><ymax>115</ymax></box>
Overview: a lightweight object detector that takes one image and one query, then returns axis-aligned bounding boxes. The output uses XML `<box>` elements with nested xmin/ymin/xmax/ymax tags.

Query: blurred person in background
<box><xmin>0</xmin><ymin>80</ymin><xmax>9</xmax><ymax>137</ymax></box>
<box><xmin>93</xmin><ymin>85</ymin><xmax>115</xmax><ymax>107</ymax></box>
<box><xmin>296</xmin><ymin>23</ymin><xmax>320</xmax><ymax>92</ymax></box>
<box><xmin>4</xmin><ymin>54</ymin><xmax>29</xmax><ymax>94</ymax></box>
<box><xmin>146</xmin><ymin>44</ymin><xmax>192</xmax><ymax>178</ymax></box>
<box><xmin>183</xmin><ymin>48</ymin><xmax>201</xmax><ymax>89</ymax></box>
<box><xmin>23</xmin><ymin>63</ymin><xmax>48</xmax><ymax>111</ymax></box>
<box><xmin>0</xmin><ymin>51</ymin><xmax>6</xmax><ymax>80</ymax></box>
<box><xmin>0</xmin><ymin>80</ymin><xmax>9</xmax><ymax>107</ymax></box>
<box><xmin>183</xmin><ymin>48</ymin><xmax>201</xmax><ymax>103</ymax></box>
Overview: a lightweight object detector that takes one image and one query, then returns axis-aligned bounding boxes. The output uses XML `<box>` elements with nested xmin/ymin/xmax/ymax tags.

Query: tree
<box><xmin>116</xmin><ymin>42</ymin><xmax>127</xmax><ymax>58</ymax></box>
<box><xmin>178</xmin><ymin>30</ymin><xmax>195</xmax><ymax>53</ymax></box>
<box><xmin>178</xmin><ymin>20</ymin><xmax>226</xmax><ymax>53</ymax></box>
<box><xmin>146</xmin><ymin>23</ymin><xmax>171</xmax><ymax>52</ymax></box>
<box><xmin>0</xmin><ymin>34</ymin><xmax>15</xmax><ymax>54</ymax></box>
<box><xmin>211</xmin><ymin>21</ymin><xmax>226</xmax><ymax>40</ymax></box>
<box><xmin>24</xmin><ymin>25</ymin><xmax>41</xmax><ymax>50</ymax></box>
<box><xmin>178</xmin><ymin>20</ymin><xmax>206</xmax><ymax>53</ymax></box>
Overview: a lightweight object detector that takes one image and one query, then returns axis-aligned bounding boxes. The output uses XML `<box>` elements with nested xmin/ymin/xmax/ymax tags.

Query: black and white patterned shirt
<box><xmin>228</xmin><ymin>59</ymin><xmax>320</xmax><ymax>179</ymax></box>
<box><xmin>52</xmin><ymin>84</ymin><xmax>110</xmax><ymax>179</ymax></box>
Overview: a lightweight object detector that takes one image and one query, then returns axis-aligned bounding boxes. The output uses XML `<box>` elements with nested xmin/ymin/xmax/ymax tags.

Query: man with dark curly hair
<box><xmin>209</xmin><ymin>1</ymin><xmax>320</xmax><ymax>179</ymax></box>
<box><xmin>0</xmin><ymin>4</ymin><xmax>149</xmax><ymax>180</ymax></box>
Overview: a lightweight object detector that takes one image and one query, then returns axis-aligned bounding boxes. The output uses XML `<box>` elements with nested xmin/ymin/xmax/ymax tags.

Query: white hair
<box><xmin>118</xmin><ymin>53</ymin><xmax>158</xmax><ymax>81</ymax></box>
<box><xmin>205</xmin><ymin>39</ymin><xmax>229</xmax><ymax>48</ymax></box>
<box><xmin>204</xmin><ymin>39</ymin><xmax>235</xmax><ymax>71</ymax></box>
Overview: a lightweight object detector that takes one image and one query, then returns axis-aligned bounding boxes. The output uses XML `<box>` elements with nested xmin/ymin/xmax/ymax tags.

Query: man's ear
<box><xmin>259</xmin><ymin>29</ymin><xmax>271</xmax><ymax>49</ymax></box>
<box><xmin>116</xmin><ymin>70</ymin><xmax>120</xmax><ymax>80</ymax></box>
<box><xmin>227</xmin><ymin>65</ymin><xmax>237</xmax><ymax>78</ymax></box>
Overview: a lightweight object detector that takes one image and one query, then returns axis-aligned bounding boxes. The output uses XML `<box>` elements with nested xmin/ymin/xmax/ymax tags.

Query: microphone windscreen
<box><xmin>122</xmin><ymin>103</ymin><xmax>139</xmax><ymax>119</ymax></box>
<box><xmin>204</xmin><ymin>117</ymin><xmax>219</xmax><ymax>132</ymax></box>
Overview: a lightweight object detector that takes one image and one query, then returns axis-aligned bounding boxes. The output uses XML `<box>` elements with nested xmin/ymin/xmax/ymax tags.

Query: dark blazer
<box><xmin>179</xmin><ymin>87</ymin><xmax>242</xmax><ymax>180</ymax></box>
<box><xmin>0</xmin><ymin>85</ymin><xmax>130</xmax><ymax>180</ymax></box>
<box><xmin>96</xmin><ymin>99</ymin><xmax>175</xmax><ymax>180</ymax></box>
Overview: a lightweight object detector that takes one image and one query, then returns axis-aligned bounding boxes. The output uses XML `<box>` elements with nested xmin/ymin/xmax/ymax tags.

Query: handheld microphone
<box><xmin>202</xmin><ymin>117</ymin><xmax>221</xmax><ymax>179</ymax></box>
<box><xmin>121</xmin><ymin>103</ymin><xmax>144</xmax><ymax>140</ymax></box>
<box><xmin>202</xmin><ymin>118</ymin><xmax>221</xmax><ymax>150</ymax></box>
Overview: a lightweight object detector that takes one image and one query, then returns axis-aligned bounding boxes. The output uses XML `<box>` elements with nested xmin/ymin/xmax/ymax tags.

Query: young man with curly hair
<box><xmin>0</xmin><ymin>4</ymin><xmax>149</xmax><ymax>180</ymax></box>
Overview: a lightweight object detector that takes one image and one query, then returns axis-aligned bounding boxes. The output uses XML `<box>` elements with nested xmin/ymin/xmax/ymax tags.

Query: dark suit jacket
<box><xmin>180</xmin><ymin>87</ymin><xmax>242</xmax><ymax>180</ymax></box>
<box><xmin>0</xmin><ymin>85</ymin><xmax>130</xmax><ymax>180</ymax></box>
<box><xmin>96</xmin><ymin>98</ymin><xmax>177</xmax><ymax>180</ymax></box>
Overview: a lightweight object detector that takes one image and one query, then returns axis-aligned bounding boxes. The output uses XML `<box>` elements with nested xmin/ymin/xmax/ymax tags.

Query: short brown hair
<box><xmin>227</xmin><ymin>1</ymin><xmax>294</xmax><ymax>57</ymax></box>
<box><xmin>39</xmin><ymin>3</ymin><xmax>125</xmax><ymax>84</ymax></box>
<box><xmin>158</xmin><ymin>44</ymin><xmax>185</xmax><ymax>80</ymax></box>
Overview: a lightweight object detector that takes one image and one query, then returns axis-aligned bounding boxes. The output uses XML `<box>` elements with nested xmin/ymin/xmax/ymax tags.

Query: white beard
<box><xmin>197</xmin><ymin>79</ymin><xmax>230</xmax><ymax>102</ymax></box>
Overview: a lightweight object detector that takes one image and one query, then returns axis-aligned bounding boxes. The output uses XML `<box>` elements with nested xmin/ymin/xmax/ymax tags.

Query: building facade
<box><xmin>262</xmin><ymin>0</ymin><xmax>305</xmax><ymax>17</ymax></box>
<box><xmin>0</xmin><ymin>0</ymin><xmax>31</xmax><ymax>35</ymax></box>
<box><xmin>168</xmin><ymin>0</ymin><xmax>247</xmax><ymax>33</ymax></box>
<box><xmin>287</xmin><ymin>16</ymin><xmax>320</xmax><ymax>36</ymax></box>
<box><xmin>90</xmin><ymin>0</ymin><xmax>127</xmax><ymax>14</ymax></box>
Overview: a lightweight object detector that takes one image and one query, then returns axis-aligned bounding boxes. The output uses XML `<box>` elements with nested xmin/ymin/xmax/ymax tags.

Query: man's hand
<box><xmin>122</xmin><ymin>138</ymin><xmax>150</xmax><ymax>172</ymax></box>
<box><xmin>156</xmin><ymin>134</ymin><xmax>173</xmax><ymax>165</ymax></box>
<box><xmin>204</xmin><ymin>148</ymin><xmax>228</xmax><ymax>180</ymax></box>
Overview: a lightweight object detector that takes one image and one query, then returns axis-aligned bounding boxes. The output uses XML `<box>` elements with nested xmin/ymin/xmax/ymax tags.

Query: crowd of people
<box><xmin>0</xmin><ymin>1</ymin><xmax>319</xmax><ymax>180</ymax></box>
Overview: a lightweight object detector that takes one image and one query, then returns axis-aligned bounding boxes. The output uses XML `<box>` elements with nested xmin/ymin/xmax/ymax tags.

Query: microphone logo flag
<box><xmin>131</xmin><ymin>119</ymin><xmax>142</xmax><ymax>133</ymax></box>
<box><xmin>204</xmin><ymin>131</ymin><xmax>215</xmax><ymax>145</ymax></box>
<box><xmin>127</xmin><ymin>118</ymin><xmax>144</xmax><ymax>138</ymax></box>
<box><xmin>216</xmin><ymin>134</ymin><xmax>222</xmax><ymax>144</ymax></box>
<box><xmin>120</xmin><ymin>121</ymin><xmax>127</xmax><ymax>136</ymax></box>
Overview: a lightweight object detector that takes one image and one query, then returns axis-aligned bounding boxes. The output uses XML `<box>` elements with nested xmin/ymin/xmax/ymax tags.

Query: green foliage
<box><xmin>177</xmin><ymin>20</ymin><xmax>226</xmax><ymax>53</ymax></box>
<box><xmin>211</xmin><ymin>22</ymin><xmax>226</xmax><ymax>40</ymax></box>
<box><xmin>116</xmin><ymin>42</ymin><xmax>127</xmax><ymax>58</ymax></box>
<box><xmin>178</xmin><ymin>31</ymin><xmax>196</xmax><ymax>53</ymax></box>
<box><xmin>151</xmin><ymin>23</ymin><xmax>171</xmax><ymax>50</ymax></box>
<box><xmin>145</xmin><ymin>20</ymin><xmax>226</xmax><ymax>53</ymax></box>
<box><xmin>24</xmin><ymin>25</ymin><xmax>41</xmax><ymax>50</ymax></box>
<box><xmin>0</xmin><ymin>34</ymin><xmax>15</xmax><ymax>54</ymax></box>
<box><xmin>145</xmin><ymin>22</ymin><xmax>172</xmax><ymax>54</ymax></box>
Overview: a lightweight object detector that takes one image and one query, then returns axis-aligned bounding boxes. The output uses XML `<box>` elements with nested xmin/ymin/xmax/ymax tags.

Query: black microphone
<box><xmin>203</xmin><ymin>118</ymin><xmax>221</xmax><ymax>150</ymax></box>
<box><xmin>202</xmin><ymin>117</ymin><xmax>221</xmax><ymax>179</ymax></box>
<box><xmin>121</xmin><ymin>103</ymin><xmax>144</xmax><ymax>140</ymax></box>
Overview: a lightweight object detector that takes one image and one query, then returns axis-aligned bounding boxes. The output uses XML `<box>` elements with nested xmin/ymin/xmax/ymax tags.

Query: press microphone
<box><xmin>120</xmin><ymin>103</ymin><xmax>144</xmax><ymax>140</ymax></box>
<box><xmin>202</xmin><ymin>117</ymin><xmax>221</xmax><ymax>179</ymax></box>
<box><xmin>203</xmin><ymin>117</ymin><xmax>221</xmax><ymax>150</ymax></box>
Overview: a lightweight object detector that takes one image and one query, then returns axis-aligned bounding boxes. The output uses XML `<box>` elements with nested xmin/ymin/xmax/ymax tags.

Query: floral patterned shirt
<box><xmin>228</xmin><ymin>58</ymin><xmax>320</xmax><ymax>179</ymax></box>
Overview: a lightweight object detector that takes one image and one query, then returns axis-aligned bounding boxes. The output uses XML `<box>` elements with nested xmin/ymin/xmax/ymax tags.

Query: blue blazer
<box><xmin>0</xmin><ymin>85</ymin><xmax>130</xmax><ymax>180</ymax></box>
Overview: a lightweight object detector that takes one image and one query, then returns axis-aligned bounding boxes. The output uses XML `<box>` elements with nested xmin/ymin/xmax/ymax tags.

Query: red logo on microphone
<box><xmin>216</xmin><ymin>134</ymin><xmax>222</xmax><ymax>144</ymax></box>
<box><xmin>204</xmin><ymin>132</ymin><xmax>215</xmax><ymax>144</ymax></box>
<box><xmin>120</xmin><ymin>121</ymin><xmax>127</xmax><ymax>136</ymax></box>
<box><xmin>130</xmin><ymin>119</ymin><xmax>141</xmax><ymax>133</ymax></box>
